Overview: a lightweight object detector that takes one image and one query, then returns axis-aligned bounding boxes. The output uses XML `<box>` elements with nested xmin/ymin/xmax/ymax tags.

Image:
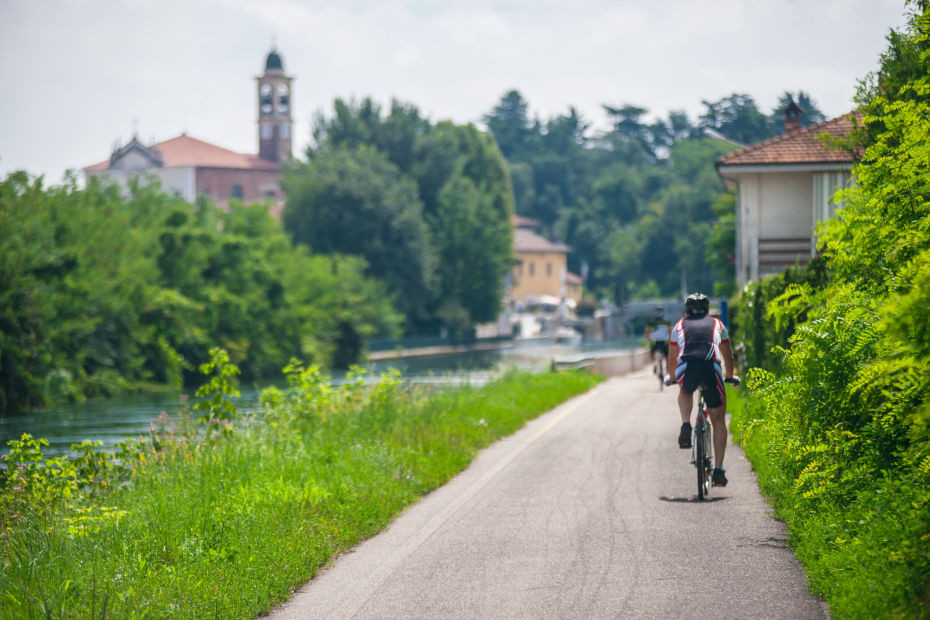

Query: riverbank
<box><xmin>1</xmin><ymin>339</ymin><xmax>641</xmax><ymax>456</ymax></box>
<box><xmin>367</xmin><ymin>339</ymin><xmax>516</xmax><ymax>361</ymax></box>
<box><xmin>0</xmin><ymin>359</ymin><xmax>602</xmax><ymax>618</ymax></box>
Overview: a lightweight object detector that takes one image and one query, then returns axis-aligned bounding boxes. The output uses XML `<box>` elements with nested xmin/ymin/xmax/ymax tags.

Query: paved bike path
<box><xmin>270</xmin><ymin>370</ymin><xmax>827</xmax><ymax>619</ymax></box>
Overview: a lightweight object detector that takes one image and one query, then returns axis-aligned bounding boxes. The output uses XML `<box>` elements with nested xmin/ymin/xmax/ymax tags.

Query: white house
<box><xmin>716</xmin><ymin>110</ymin><xmax>859</xmax><ymax>286</ymax></box>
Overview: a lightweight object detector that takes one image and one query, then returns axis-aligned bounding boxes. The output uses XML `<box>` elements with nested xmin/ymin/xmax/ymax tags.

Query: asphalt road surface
<box><xmin>270</xmin><ymin>369</ymin><xmax>828</xmax><ymax>619</ymax></box>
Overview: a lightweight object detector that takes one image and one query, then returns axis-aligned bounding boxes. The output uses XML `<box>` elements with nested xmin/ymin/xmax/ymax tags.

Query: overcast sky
<box><xmin>0</xmin><ymin>0</ymin><xmax>912</xmax><ymax>185</ymax></box>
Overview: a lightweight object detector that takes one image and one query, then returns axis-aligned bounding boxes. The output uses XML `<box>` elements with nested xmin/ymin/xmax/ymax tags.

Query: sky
<box><xmin>0</xmin><ymin>0</ymin><xmax>913</xmax><ymax>185</ymax></box>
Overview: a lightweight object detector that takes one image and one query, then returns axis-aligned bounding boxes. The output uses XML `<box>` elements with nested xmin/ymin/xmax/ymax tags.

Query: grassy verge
<box><xmin>0</xmin><ymin>354</ymin><xmax>602</xmax><ymax>618</ymax></box>
<box><xmin>728</xmin><ymin>387</ymin><xmax>930</xmax><ymax>618</ymax></box>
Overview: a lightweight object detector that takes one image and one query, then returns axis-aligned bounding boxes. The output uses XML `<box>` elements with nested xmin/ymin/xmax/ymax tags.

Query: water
<box><xmin>0</xmin><ymin>339</ymin><xmax>636</xmax><ymax>456</ymax></box>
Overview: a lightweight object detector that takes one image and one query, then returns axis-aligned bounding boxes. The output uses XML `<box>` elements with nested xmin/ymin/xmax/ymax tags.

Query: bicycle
<box><xmin>655</xmin><ymin>355</ymin><xmax>665</xmax><ymax>391</ymax></box>
<box><xmin>651</xmin><ymin>342</ymin><xmax>668</xmax><ymax>392</ymax></box>
<box><xmin>692</xmin><ymin>376</ymin><xmax>740</xmax><ymax>500</ymax></box>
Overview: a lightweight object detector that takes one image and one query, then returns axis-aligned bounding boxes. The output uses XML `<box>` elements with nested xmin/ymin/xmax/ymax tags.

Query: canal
<box><xmin>0</xmin><ymin>339</ymin><xmax>637</xmax><ymax>456</ymax></box>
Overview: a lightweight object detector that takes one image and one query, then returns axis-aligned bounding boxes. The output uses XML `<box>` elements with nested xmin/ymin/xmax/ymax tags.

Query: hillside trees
<box><xmin>482</xmin><ymin>85</ymin><xmax>827</xmax><ymax>303</ymax></box>
<box><xmin>0</xmin><ymin>173</ymin><xmax>399</xmax><ymax>412</ymax></box>
<box><xmin>699</xmin><ymin>91</ymin><xmax>826</xmax><ymax>144</ymax></box>
<box><xmin>283</xmin><ymin>98</ymin><xmax>515</xmax><ymax>334</ymax></box>
<box><xmin>484</xmin><ymin>90</ymin><xmax>753</xmax><ymax>301</ymax></box>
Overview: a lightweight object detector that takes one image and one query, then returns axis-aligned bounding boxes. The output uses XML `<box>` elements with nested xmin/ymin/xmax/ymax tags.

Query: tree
<box><xmin>773</xmin><ymin>91</ymin><xmax>826</xmax><ymax>128</ymax></box>
<box><xmin>412</xmin><ymin>122</ymin><xmax>514</xmax><ymax>328</ymax></box>
<box><xmin>605</xmin><ymin>226</ymin><xmax>642</xmax><ymax>305</ymax></box>
<box><xmin>699</xmin><ymin>94</ymin><xmax>774</xmax><ymax>145</ymax></box>
<box><xmin>707</xmin><ymin>193</ymin><xmax>737</xmax><ymax>297</ymax></box>
<box><xmin>483</xmin><ymin>90</ymin><xmax>537</xmax><ymax>161</ymax></box>
<box><xmin>283</xmin><ymin>145</ymin><xmax>435</xmax><ymax>324</ymax></box>
<box><xmin>0</xmin><ymin>169</ymin><xmax>400</xmax><ymax>411</ymax></box>
<box><xmin>432</xmin><ymin>174</ymin><xmax>512</xmax><ymax>335</ymax></box>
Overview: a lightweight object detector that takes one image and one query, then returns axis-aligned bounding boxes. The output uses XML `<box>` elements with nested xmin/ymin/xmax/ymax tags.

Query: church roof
<box><xmin>85</xmin><ymin>134</ymin><xmax>280</xmax><ymax>171</ymax></box>
<box><xmin>716</xmin><ymin>112</ymin><xmax>860</xmax><ymax>167</ymax></box>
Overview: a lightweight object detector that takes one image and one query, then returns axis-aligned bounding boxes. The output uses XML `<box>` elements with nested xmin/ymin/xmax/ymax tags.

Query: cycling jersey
<box><xmin>646</xmin><ymin>319</ymin><xmax>670</xmax><ymax>342</ymax></box>
<box><xmin>671</xmin><ymin>314</ymin><xmax>730</xmax><ymax>408</ymax></box>
<box><xmin>670</xmin><ymin>314</ymin><xmax>729</xmax><ymax>364</ymax></box>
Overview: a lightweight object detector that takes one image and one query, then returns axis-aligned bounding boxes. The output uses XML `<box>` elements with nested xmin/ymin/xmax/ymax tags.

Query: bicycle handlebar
<box><xmin>663</xmin><ymin>375</ymin><xmax>740</xmax><ymax>387</ymax></box>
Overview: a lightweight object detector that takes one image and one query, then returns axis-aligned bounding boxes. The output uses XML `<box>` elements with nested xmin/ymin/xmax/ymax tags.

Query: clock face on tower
<box><xmin>277</xmin><ymin>84</ymin><xmax>289</xmax><ymax>113</ymax></box>
<box><xmin>260</xmin><ymin>84</ymin><xmax>273</xmax><ymax>114</ymax></box>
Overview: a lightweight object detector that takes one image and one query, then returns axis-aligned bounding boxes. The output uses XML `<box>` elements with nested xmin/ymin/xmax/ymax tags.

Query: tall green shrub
<box><xmin>731</xmin><ymin>6</ymin><xmax>930</xmax><ymax>615</ymax></box>
<box><xmin>730</xmin><ymin>257</ymin><xmax>828</xmax><ymax>370</ymax></box>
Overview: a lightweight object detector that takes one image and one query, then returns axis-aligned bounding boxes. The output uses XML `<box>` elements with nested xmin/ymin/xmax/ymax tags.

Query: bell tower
<box><xmin>257</xmin><ymin>48</ymin><xmax>293</xmax><ymax>163</ymax></box>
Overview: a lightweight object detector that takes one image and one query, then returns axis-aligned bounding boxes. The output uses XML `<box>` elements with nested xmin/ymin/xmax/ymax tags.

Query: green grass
<box><xmin>0</xmin><ymin>367</ymin><xmax>602</xmax><ymax>618</ymax></box>
<box><xmin>729</xmin><ymin>387</ymin><xmax>930</xmax><ymax>619</ymax></box>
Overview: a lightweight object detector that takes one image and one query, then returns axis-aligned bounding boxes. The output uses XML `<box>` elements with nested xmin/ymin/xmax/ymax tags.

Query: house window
<box><xmin>231</xmin><ymin>184</ymin><xmax>243</xmax><ymax>199</ymax></box>
<box><xmin>546</xmin><ymin>262</ymin><xmax>552</xmax><ymax>277</ymax></box>
<box><xmin>260</xmin><ymin>123</ymin><xmax>273</xmax><ymax>139</ymax></box>
<box><xmin>280</xmin><ymin>123</ymin><xmax>291</xmax><ymax>139</ymax></box>
<box><xmin>265</xmin><ymin>190</ymin><xmax>276</xmax><ymax>199</ymax></box>
<box><xmin>529</xmin><ymin>262</ymin><xmax>535</xmax><ymax>276</ymax></box>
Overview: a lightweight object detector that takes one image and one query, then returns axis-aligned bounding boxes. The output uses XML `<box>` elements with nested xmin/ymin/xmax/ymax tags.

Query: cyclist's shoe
<box><xmin>678</xmin><ymin>423</ymin><xmax>692</xmax><ymax>449</ymax></box>
<box><xmin>712</xmin><ymin>467</ymin><xmax>728</xmax><ymax>487</ymax></box>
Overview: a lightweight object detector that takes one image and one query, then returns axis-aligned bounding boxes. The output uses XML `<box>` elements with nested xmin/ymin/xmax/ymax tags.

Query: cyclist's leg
<box><xmin>707</xmin><ymin>405</ymin><xmax>727</xmax><ymax>468</ymax></box>
<box><xmin>704</xmin><ymin>364</ymin><xmax>728</xmax><ymax>468</ymax></box>
<box><xmin>676</xmin><ymin>362</ymin><xmax>695</xmax><ymax>448</ymax></box>
<box><xmin>678</xmin><ymin>389</ymin><xmax>693</xmax><ymax>425</ymax></box>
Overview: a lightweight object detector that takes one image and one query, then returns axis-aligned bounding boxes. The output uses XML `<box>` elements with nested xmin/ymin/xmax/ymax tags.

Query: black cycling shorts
<box><xmin>650</xmin><ymin>340</ymin><xmax>669</xmax><ymax>357</ymax></box>
<box><xmin>674</xmin><ymin>359</ymin><xmax>726</xmax><ymax>408</ymax></box>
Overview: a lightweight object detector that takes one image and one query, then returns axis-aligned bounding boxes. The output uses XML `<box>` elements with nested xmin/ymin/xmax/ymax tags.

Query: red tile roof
<box><xmin>511</xmin><ymin>214</ymin><xmax>540</xmax><ymax>228</ymax></box>
<box><xmin>84</xmin><ymin>134</ymin><xmax>280</xmax><ymax>171</ymax></box>
<box><xmin>514</xmin><ymin>228</ymin><xmax>570</xmax><ymax>253</ymax></box>
<box><xmin>717</xmin><ymin>112</ymin><xmax>860</xmax><ymax>166</ymax></box>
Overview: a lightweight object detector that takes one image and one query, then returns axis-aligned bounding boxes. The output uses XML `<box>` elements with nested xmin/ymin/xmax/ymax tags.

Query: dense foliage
<box><xmin>0</xmin><ymin>352</ymin><xmax>601</xmax><ymax>617</ymax></box>
<box><xmin>283</xmin><ymin>100</ymin><xmax>515</xmax><ymax>336</ymax></box>
<box><xmin>730</xmin><ymin>5</ymin><xmax>930</xmax><ymax>615</ymax></box>
<box><xmin>482</xmin><ymin>89</ymin><xmax>824</xmax><ymax>301</ymax></box>
<box><xmin>730</xmin><ymin>258</ymin><xmax>830</xmax><ymax>370</ymax></box>
<box><xmin>0</xmin><ymin>174</ymin><xmax>400</xmax><ymax>412</ymax></box>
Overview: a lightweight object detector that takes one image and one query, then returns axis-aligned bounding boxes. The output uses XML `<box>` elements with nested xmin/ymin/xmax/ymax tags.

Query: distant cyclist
<box><xmin>644</xmin><ymin>307</ymin><xmax>670</xmax><ymax>373</ymax></box>
<box><xmin>664</xmin><ymin>293</ymin><xmax>739</xmax><ymax>487</ymax></box>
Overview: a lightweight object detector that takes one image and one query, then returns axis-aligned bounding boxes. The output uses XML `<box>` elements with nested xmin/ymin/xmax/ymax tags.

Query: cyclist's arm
<box><xmin>720</xmin><ymin>339</ymin><xmax>737</xmax><ymax>378</ymax></box>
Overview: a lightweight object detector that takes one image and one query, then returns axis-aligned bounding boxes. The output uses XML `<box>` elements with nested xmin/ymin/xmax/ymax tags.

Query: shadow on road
<box><xmin>658</xmin><ymin>495</ymin><xmax>728</xmax><ymax>504</ymax></box>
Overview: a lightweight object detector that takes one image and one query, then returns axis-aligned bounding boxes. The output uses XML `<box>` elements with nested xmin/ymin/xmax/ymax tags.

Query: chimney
<box><xmin>784</xmin><ymin>99</ymin><xmax>803</xmax><ymax>133</ymax></box>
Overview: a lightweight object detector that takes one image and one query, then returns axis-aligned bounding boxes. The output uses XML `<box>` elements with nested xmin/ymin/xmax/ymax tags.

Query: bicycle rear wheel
<box><xmin>657</xmin><ymin>357</ymin><xmax>665</xmax><ymax>391</ymax></box>
<box><xmin>695</xmin><ymin>422</ymin><xmax>707</xmax><ymax>500</ymax></box>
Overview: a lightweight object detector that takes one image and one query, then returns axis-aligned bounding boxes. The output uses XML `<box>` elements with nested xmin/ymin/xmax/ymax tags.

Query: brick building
<box><xmin>84</xmin><ymin>49</ymin><xmax>294</xmax><ymax>212</ymax></box>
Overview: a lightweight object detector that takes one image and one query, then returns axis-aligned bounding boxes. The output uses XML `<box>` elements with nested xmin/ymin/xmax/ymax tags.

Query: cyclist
<box><xmin>664</xmin><ymin>293</ymin><xmax>739</xmax><ymax>487</ymax></box>
<box><xmin>644</xmin><ymin>307</ymin><xmax>670</xmax><ymax>374</ymax></box>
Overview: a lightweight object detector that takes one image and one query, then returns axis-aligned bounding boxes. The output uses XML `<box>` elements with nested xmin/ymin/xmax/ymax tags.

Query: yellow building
<box><xmin>510</xmin><ymin>218</ymin><xmax>582</xmax><ymax>308</ymax></box>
